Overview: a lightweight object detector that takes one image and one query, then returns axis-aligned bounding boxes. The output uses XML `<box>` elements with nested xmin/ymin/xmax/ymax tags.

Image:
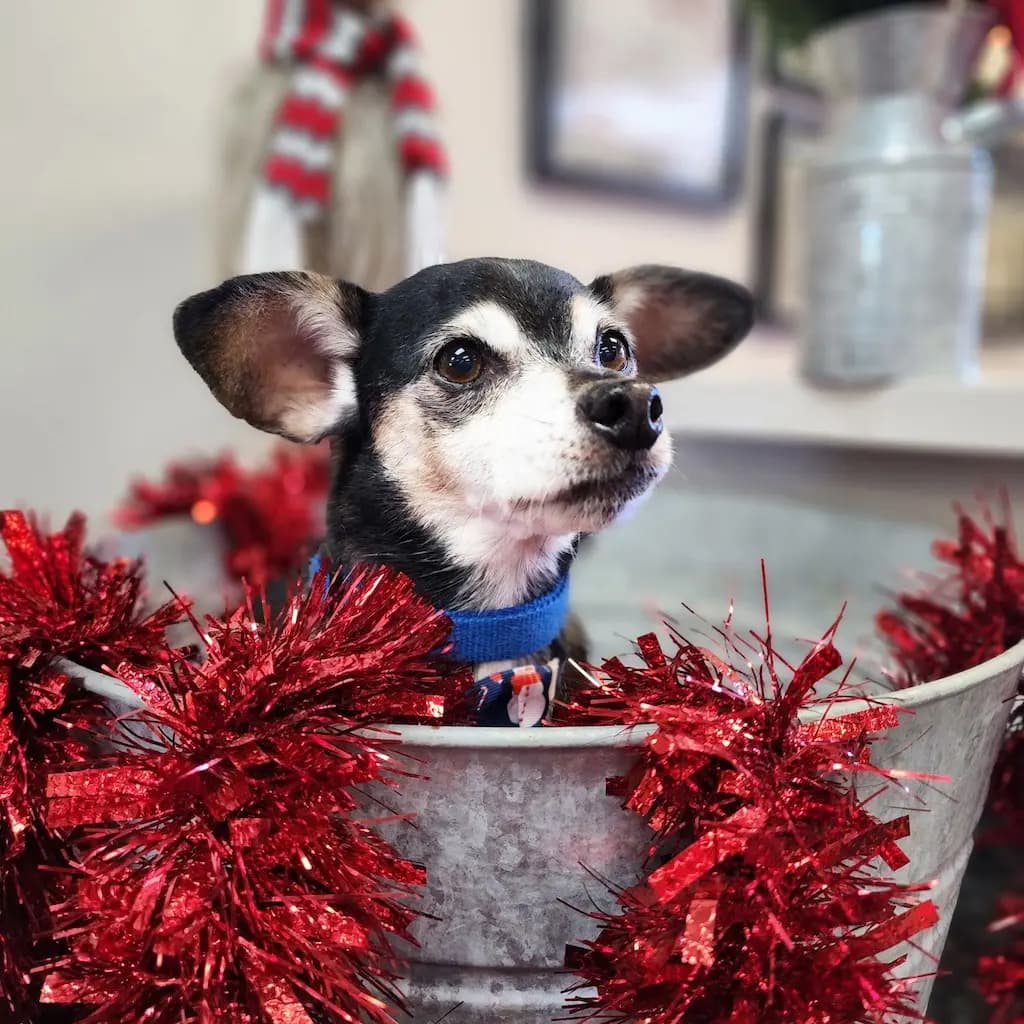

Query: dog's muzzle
<box><xmin>577</xmin><ymin>379</ymin><xmax>664</xmax><ymax>451</ymax></box>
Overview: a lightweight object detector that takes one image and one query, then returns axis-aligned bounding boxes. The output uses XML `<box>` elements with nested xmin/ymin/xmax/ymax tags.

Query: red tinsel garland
<box><xmin>877</xmin><ymin>505</ymin><xmax>1024</xmax><ymax>689</ymax></box>
<box><xmin>560</xmin><ymin>594</ymin><xmax>939</xmax><ymax>1022</ymax></box>
<box><xmin>980</xmin><ymin>712</ymin><xmax>1024</xmax><ymax>1022</ymax></box>
<box><xmin>0</xmin><ymin>511</ymin><xmax>187</xmax><ymax>1020</ymax></box>
<box><xmin>114</xmin><ymin>444</ymin><xmax>331</xmax><ymax>589</ymax></box>
<box><xmin>877</xmin><ymin>505</ymin><xmax>1024</xmax><ymax>1021</ymax></box>
<box><xmin>1</xmin><ymin>496</ymin><xmax>1021</xmax><ymax>1022</ymax></box>
<box><xmin>979</xmin><ymin>895</ymin><xmax>1024</xmax><ymax>1024</ymax></box>
<box><xmin>38</xmin><ymin>564</ymin><xmax>473</xmax><ymax>1024</ymax></box>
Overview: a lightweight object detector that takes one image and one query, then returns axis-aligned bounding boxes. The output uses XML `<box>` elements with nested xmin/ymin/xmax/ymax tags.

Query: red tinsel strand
<box><xmin>0</xmin><ymin>510</ymin><xmax>188</xmax><ymax>1020</ymax></box>
<box><xmin>563</xmin><ymin>615</ymin><xmax>939</xmax><ymax>1023</ymax></box>
<box><xmin>979</xmin><ymin>896</ymin><xmax>1024</xmax><ymax>1024</ymax></box>
<box><xmin>40</xmin><ymin>563</ymin><xmax>473</xmax><ymax>1023</ymax></box>
<box><xmin>874</xmin><ymin>504</ymin><xmax>1024</xmax><ymax>1022</ymax></box>
<box><xmin>0</xmin><ymin>511</ymin><xmax>186</xmax><ymax>674</ymax></box>
<box><xmin>876</xmin><ymin>507</ymin><xmax>1024</xmax><ymax>689</ymax></box>
<box><xmin>114</xmin><ymin>444</ymin><xmax>331</xmax><ymax>588</ymax></box>
<box><xmin>988</xmin><ymin>701</ymin><xmax>1024</xmax><ymax>845</ymax></box>
<box><xmin>978</xmin><ymin>706</ymin><xmax>1024</xmax><ymax>1022</ymax></box>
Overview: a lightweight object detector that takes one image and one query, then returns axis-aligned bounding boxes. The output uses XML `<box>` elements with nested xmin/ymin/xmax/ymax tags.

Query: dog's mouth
<box><xmin>475</xmin><ymin>446</ymin><xmax>670</xmax><ymax>537</ymax></box>
<box><xmin>545</xmin><ymin>460</ymin><xmax>662</xmax><ymax>508</ymax></box>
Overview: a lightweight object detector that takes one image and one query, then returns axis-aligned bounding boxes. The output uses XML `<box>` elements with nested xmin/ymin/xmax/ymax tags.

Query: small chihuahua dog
<box><xmin>174</xmin><ymin>258</ymin><xmax>752</xmax><ymax>696</ymax></box>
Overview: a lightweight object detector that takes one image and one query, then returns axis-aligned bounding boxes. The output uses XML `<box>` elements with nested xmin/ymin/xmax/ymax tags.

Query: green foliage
<box><xmin>743</xmin><ymin>0</ymin><xmax>955</xmax><ymax>47</ymax></box>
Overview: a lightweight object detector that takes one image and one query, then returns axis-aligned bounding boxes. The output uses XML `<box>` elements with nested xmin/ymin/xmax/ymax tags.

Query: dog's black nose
<box><xmin>578</xmin><ymin>380</ymin><xmax>664</xmax><ymax>450</ymax></box>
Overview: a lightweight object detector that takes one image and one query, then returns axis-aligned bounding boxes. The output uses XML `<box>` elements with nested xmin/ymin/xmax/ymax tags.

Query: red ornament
<box><xmin>114</xmin><ymin>444</ymin><xmax>331</xmax><ymax>589</ymax></box>
<box><xmin>874</xmin><ymin>504</ymin><xmax>1024</xmax><ymax>1022</ymax></box>
<box><xmin>0</xmin><ymin>510</ymin><xmax>187</xmax><ymax>1020</ymax></box>
<box><xmin>562</xmin><ymin>580</ymin><xmax>939</xmax><ymax>1023</ymax></box>
<box><xmin>991</xmin><ymin>1</ymin><xmax>1024</xmax><ymax>95</ymax></box>
<box><xmin>41</xmin><ymin>563</ymin><xmax>473</xmax><ymax>1023</ymax></box>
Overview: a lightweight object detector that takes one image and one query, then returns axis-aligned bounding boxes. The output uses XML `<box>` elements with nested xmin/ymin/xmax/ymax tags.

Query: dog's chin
<box><xmin>485</xmin><ymin>460</ymin><xmax>666</xmax><ymax>538</ymax></box>
<box><xmin>553</xmin><ymin>463</ymin><xmax>664</xmax><ymax>532</ymax></box>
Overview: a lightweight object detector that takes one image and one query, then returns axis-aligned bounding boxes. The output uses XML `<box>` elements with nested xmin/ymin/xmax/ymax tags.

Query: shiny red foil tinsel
<box><xmin>876</xmin><ymin>506</ymin><xmax>1024</xmax><ymax>690</ymax></box>
<box><xmin>876</xmin><ymin>506</ymin><xmax>1024</xmax><ymax>1022</ymax></box>
<box><xmin>560</xmin><ymin>584</ymin><xmax>939</xmax><ymax>1024</ymax></box>
<box><xmin>114</xmin><ymin>444</ymin><xmax>331</xmax><ymax>589</ymax></box>
<box><xmin>979</xmin><ymin>715</ymin><xmax>1024</xmax><ymax>1022</ymax></box>
<box><xmin>979</xmin><ymin>894</ymin><xmax>1024</xmax><ymax>1024</ymax></box>
<box><xmin>39</xmin><ymin>563</ymin><xmax>472</xmax><ymax>1024</ymax></box>
<box><xmin>2</xmin><ymin>496</ymin><xmax>1022</xmax><ymax>1022</ymax></box>
<box><xmin>0</xmin><ymin>511</ymin><xmax>186</xmax><ymax>1020</ymax></box>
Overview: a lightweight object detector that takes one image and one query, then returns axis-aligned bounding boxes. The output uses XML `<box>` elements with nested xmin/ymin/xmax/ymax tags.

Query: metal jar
<box><xmin>799</xmin><ymin>5</ymin><xmax>997</xmax><ymax>387</ymax></box>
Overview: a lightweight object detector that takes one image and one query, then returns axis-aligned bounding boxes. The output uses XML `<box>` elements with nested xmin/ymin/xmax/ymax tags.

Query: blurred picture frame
<box><xmin>526</xmin><ymin>0</ymin><xmax>750</xmax><ymax>209</ymax></box>
<box><xmin>750</xmin><ymin>110</ymin><xmax>820</xmax><ymax>328</ymax></box>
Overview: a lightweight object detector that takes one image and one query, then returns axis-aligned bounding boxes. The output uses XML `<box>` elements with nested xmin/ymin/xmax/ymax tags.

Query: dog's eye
<box><xmin>596</xmin><ymin>330</ymin><xmax>630</xmax><ymax>372</ymax></box>
<box><xmin>435</xmin><ymin>338</ymin><xmax>483</xmax><ymax>385</ymax></box>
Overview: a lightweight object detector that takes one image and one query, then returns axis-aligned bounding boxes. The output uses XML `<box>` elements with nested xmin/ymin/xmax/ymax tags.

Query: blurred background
<box><xmin>1</xmin><ymin>1</ymin><xmax>1021</xmax><ymax>525</ymax></box>
<box><xmin>1</xmin><ymin>3</ymin><xmax>1023</xmax><ymax>1020</ymax></box>
<box><xmin>1</xmin><ymin>2</ymin><xmax>1021</xmax><ymax>512</ymax></box>
<box><xmin>2</xmin><ymin>0</ymin><xmax>1022</xmax><ymax>644</ymax></box>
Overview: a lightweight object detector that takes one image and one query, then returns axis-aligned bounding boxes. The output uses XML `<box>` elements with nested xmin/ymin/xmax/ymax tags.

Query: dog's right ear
<box><xmin>173</xmin><ymin>271</ymin><xmax>369</xmax><ymax>443</ymax></box>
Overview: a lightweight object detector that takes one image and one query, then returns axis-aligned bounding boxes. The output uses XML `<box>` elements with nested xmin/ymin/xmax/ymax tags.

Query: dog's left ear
<box><xmin>590</xmin><ymin>265</ymin><xmax>754</xmax><ymax>382</ymax></box>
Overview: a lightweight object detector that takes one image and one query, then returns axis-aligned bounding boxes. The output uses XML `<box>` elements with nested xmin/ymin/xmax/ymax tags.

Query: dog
<box><xmin>173</xmin><ymin>258</ymin><xmax>753</xmax><ymax>716</ymax></box>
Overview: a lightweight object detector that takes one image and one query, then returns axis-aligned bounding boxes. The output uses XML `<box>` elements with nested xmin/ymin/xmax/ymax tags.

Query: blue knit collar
<box><xmin>308</xmin><ymin>555</ymin><xmax>570</xmax><ymax>664</ymax></box>
<box><xmin>444</xmin><ymin>574</ymin><xmax>570</xmax><ymax>663</ymax></box>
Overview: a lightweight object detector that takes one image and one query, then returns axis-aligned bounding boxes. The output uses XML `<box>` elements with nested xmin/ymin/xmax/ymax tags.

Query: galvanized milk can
<box><xmin>799</xmin><ymin>5</ymin><xmax>1018</xmax><ymax>386</ymax></box>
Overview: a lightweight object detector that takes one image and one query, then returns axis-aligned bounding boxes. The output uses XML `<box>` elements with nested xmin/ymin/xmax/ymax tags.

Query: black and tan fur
<box><xmin>174</xmin><ymin>257</ymin><xmax>753</xmax><ymax>676</ymax></box>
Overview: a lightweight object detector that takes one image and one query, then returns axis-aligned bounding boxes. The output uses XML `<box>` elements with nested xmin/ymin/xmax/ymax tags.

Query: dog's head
<box><xmin>174</xmin><ymin>258</ymin><xmax>752</xmax><ymax>607</ymax></box>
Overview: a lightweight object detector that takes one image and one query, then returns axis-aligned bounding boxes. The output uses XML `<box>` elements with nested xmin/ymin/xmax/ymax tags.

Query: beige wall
<box><xmin>2</xmin><ymin>1</ymin><xmax>1016</xmax><ymax>541</ymax></box>
<box><xmin>1</xmin><ymin>3</ymin><xmax>268</xmax><ymax>523</ymax></box>
<box><xmin>1</xmin><ymin>3</ymin><xmax>258</xmax><ymax>234</ymax></box>
<box><xmin>1</xmin><ymin>1</ymin><xmax>748</xmax><ymax>267</ymax></box>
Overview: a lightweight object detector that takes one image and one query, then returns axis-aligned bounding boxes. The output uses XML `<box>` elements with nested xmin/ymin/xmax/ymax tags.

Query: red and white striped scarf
<box><xmin>258</xmin><ymin>0</ymin><xmax>447</xmax><ymax>219</ymax></box>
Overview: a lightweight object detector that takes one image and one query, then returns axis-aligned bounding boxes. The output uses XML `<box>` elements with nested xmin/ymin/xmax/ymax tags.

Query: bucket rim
<box><xmin>377</xmin><ymin>637</ymin><xmax>1024</xmax><ymax>745</ymax></box>
<box><xmin>63</xmin><ymin>637</ymin><xmax>1024</xmax><ymax>750</ymax></box>
<box><xmin>800</xmin><ymin>635</ymin><xmax>1024</xmax><ymax>721</ymax></box>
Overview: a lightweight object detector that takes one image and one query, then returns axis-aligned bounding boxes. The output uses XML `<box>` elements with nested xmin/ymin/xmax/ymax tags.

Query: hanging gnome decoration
<box><xmin>215</xmin><ymin>0</ymin><xmax>447</xmax><ymax>288</ymax></box>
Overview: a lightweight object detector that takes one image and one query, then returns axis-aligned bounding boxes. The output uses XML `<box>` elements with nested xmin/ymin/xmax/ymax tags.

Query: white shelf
<box><xmin>661</xmin><ymin>332</ymin><xmax>1024</xmax><ymax>457</ymax></box>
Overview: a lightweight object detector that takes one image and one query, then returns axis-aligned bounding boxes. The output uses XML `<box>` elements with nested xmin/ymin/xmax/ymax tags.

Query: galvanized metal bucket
<box><xmin>375</xmin><ymin>641</ymin><xmax>1024</xmax><ymax>1021</ymax></box>
<box><xmin>800</xmin><ymin>641</ymin><xmax>1024</xmax><ymax>1015</ymax></box>
<box><xmin>371</xmin><ymin>725</ymin><xmax>652</xmax><ymax>1024</ymax></box>
<box><xmin>70</xmin><ymin>637</ymin><xmax>1023</xmax><ymax>1021</ymax></box>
